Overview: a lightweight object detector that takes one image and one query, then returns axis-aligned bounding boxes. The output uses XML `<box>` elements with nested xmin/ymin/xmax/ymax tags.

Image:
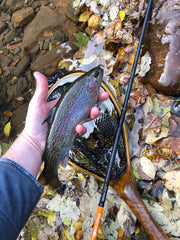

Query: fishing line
<box><xmin>91</xmin><ymin>0</ymin><xmax>153</xmax><ymax>239</ymax></box>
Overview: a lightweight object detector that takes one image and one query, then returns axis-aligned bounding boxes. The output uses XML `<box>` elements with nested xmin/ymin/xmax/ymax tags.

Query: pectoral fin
<box><xmin>43</xmin><ymin>107</ymin><xmax>56</xmax><ymax>124</ymax></box>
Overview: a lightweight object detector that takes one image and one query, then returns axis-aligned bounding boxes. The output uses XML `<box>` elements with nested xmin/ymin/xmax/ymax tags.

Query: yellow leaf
<box><xmin>79</xmin><ymin>10</ymin><xmax>89</xmax><ymax>22</ymax></box>
<box><xmin>145</xmin><ymin>127</ymin><xmax>169</xmax><ymax>144</ymax></box>
<box><xmin>46</xmin><ymin>211</ymin><xmax>56</xmax><ymax>227</ymax></box>
<box><xmin>119</xmin><ymin>10</ymin><xmax>126</xmax><ymax>22</ymax></box>
<box><xmin>73</xmin><ymin>221</ymin><xmax>82</xmax><ymax>229</ymax></box>
<box><xmin>118</xmin><ymin>228</ymin><xmax>124</xmax><ymax>238</ymax></box>
<box><xmin>4</xmin><ymin>121</ymin><xmax>11</xmax><ymax>137</ymax></box>
<box><xmin>79</xmin><ymin>55</ymin><xmax>96</xmax><ymax>65</ymax></box>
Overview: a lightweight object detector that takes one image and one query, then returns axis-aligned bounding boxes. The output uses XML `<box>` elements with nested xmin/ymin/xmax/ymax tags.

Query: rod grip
<box><xmin>90</xmin><ymin>206</ymin><xmax>104</xmax><ymax>240</ymax></box>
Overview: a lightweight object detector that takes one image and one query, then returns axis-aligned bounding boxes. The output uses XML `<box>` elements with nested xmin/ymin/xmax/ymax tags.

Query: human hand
<box><xmin>24</xmin><ymin>71</ymin><xmax>109</xmax><ymax>155</ymax></box>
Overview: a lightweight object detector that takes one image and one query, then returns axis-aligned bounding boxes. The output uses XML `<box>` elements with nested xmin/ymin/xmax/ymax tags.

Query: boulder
<box><xmin>144</xmin><ymin>0</ymin><xmax>180</xmax><ymax>96</ymax></box>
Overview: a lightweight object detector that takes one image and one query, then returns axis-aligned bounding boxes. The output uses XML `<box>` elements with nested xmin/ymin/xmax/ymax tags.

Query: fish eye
<box><xmin>93</xmin><ymin>70</ymin><xmax>99</xmax><ymax>78</ymax></box>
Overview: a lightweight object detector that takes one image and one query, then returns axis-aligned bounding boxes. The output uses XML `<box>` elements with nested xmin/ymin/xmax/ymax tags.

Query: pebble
<box><xmin>13</xmin><ymin>55</ymin><xmax>30</xmax><ymax>77</ymax></box>
<box><xmin>0</xmin><ymin>20</ymin><xmax>6</xmax><ymax>34</ymax></box>
<box><xmin>4</xmin><ymin>29</ymin><xmax>16</xmax><ymax>43</ymax></box>
<box><xmin>6</xmin><ymin>0</ymin><xmax>23</xmax><ymax>10</ymax></box>
<box><xmin>12</xmin><ymin>7</ymin><xmax>34</xmax><ymax>28</ymax></box>
<box><xmin>0</xmin><ymin>55</ymin><xmax>12</xmax><ymax>68</ymax></box>
<box><xmin>17</xmin><ymin>77</ymin><xmax>28</xmax><ymax>92</ymax></box>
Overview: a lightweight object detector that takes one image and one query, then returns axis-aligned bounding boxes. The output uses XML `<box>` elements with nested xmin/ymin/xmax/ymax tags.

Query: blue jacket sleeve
<box><xmin>0</xmin><ymin>158</ymin><xmax>43</xmax><ymax>240</ymax></box>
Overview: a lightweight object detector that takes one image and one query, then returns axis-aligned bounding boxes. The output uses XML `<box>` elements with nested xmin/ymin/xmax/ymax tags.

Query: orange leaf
<box><xmin>4</xmin><ymin>110</ymin><xmax>13</xmax><ymax>117</ymax></box>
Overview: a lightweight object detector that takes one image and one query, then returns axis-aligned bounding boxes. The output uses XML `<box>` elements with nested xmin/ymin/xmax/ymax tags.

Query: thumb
<box><xmin>33</xmin><ymin>72</ymin><xmax>49</xmax><ymax>104</ymax></box>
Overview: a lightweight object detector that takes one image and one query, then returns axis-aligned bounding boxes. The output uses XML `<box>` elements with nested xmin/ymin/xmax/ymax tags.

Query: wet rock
<box><xmin>31</xmin><ymin>40</ymin><xmax>78</xmax><ymax>75</ymax></box>
<box><xmin>0</xmin><ymin>87</ymin><xmax>6</xmax><ymax>106</ymax></box>
<box><xmin>53</xmin><ymin>30</ymin><xmax>67</xmax><ymax>43</ymax></box>
<box><xmin>0</xmin><ymin>20</ymin><xmax>6</xmax><ymax>34</ymax></box>
<box><xmin>65</xmin><ymin>3</ymin><xmax>79</xmax><ymax>23</ymax></box>
<box><xmin>13</xmin><ymin>55</ymin><xmax>30</xmax><ymax>77</ymax></box>
<box><xmin>4</xmin><ymin>29</ymin><xmax>16</xmax><ymax>43</ymax></box>
<box><xmin>0</xmin><ymin>55</ymin><xmax>12</xmax><ymax>68</ymax></box>
<box><xmin>17</xmin><ymin>77</ymin><xmax>28</xmax><ymax>92</ymax></box>
<box><xmin>0</xmin><ymin>40</ymin><xmax>3</xmax><ymax>49</ymax></box>
<box><xmin>11</xmin><ymin>103</ymin><xmax>28</xmax><ymax>138</ymax></box>
<box><xmin>43</xmin><ymin>38</ymin><xmax>50</xmax><ymax>50</ymax></box>
<box><xmin>12</xmin><ymin>7</ymin><xmax>34</xmax><ymax>28</ymax></box>
<box><xmin>22</xmin><ymin>6</ymin><xmax>66</xmax><ymax>51</ymax></box>
<box><xmin>31</xmin><ymin>1</ymin><xmax>42</xmax><ymax>10</ymax></box>
<box><xmin>6</xmin><ymin>0</ymin><xmax>23</xmax><ymax>10</ymax></box>
<box><xmin>7</xmin><ymin>84</ymin><xmax>17</xmax><ymax>102</ymax></box>
<box><xmin>144</xmin><ymin>0</ymin><xmax>180</xmax><ymax>96</ymax></box>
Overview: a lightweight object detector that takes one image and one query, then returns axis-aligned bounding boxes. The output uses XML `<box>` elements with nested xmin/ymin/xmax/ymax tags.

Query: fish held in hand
<box><xmin>38</xmin><ymin>66</ymin><xmax>104</xmax><ymax>189</ymax></box>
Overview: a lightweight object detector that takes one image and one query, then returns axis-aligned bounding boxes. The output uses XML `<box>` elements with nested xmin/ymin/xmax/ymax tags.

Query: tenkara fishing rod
<box><xmin>91</xmin><ymin>0</ymin><xmax>153</xmax><ymax>239</ymax></box>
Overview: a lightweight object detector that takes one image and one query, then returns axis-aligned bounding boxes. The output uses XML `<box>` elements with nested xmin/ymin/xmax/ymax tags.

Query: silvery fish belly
<box><xmin>38</xmin><ymin>66</ymin><xmax>104</xmax><ymax>189</ymax></box>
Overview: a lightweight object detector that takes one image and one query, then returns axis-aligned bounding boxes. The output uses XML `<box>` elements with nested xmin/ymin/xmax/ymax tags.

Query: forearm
<box><xmin>3</xmin><ymin>129</ymin><xmax>43</xmax><ymax>178</ymax></box>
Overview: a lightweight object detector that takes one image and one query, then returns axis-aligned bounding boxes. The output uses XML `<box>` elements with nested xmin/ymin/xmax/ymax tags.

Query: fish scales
<box><xmin>39</xmin><ymin>66</ymin><xmax>104</xmax><ymax>188</ymax></box>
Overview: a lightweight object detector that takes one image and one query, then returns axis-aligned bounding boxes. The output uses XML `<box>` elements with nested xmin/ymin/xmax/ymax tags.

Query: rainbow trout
<box><xmin>38</xmin><ymin>66</ymin><xmax>104</xmax><ymax>189</ymax></box>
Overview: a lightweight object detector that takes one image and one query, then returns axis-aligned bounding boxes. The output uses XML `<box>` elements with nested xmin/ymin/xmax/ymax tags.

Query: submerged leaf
<box><xmin>162</xmin><ymin>112</ymin><xmax>171</xmax><ymax>127</ymax></box>
<box><xmin>133</xmin><ymin>169</ymin><xmax>143</xmax><ymax>180</ymax></box>
<box><xmin>143</xmin><ymin>97</ymin><xmax>153</xmax><ymax>115</ymax></box>
<box><xmin>153</xmin><ymin>98</ymin><xmax>171</xmax><ymax>116</ymax></box>
<box><xmin>4</xmin><ymin>110</ymin><xmax>13</xmax><ymax>117</ymax></box>
<box><xmin>163</xmin><ymin>170</ymin><xmax>180</xmax><ymax>194</ymax></box>
<box><xmin>4</xmin><ymin>121</ymin><xmax>11</xmax><ymax>137</ymax></box>
<box><xmin>0</xmin><ymin>142</ymin><xmax>10</xmax><ymax>155</ymax></box>
<box><xmin>74</xmin><ymin>32</ymin><xmax>89</xmax><ymax>48</ymax></box>
<box><xmin>145</xmin><ymin>127</ymin><xmax>169</xmax><ymax>144</ymax></box>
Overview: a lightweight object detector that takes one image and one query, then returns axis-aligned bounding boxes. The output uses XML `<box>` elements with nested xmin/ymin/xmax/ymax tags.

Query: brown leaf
<box><xmin>129</xmin><ymin>89</ymin><xmax>146</xmax><ymax>108</ymax></box>
<box><xmin>159</xmin><ymin>137</ymin><xmax>180</xmax><ymax>159</ymax></box>
<box><xmin>4</xmin><ymin>110</ymin><xmax>13</xmax><ymax>117</ymax></box>
<box><xmin>75</xmin><ymin>229</ymin><xmax>83</xmax><ymax>240</ymax></box>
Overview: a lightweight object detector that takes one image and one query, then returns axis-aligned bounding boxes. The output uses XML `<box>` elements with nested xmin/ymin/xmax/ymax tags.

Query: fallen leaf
<box><xmin>79</xmin><ymin>10</ymin><xmax>89</xmax><ymax>22</ymax></box>
<box><xmin>4</xmin><ymin>110</ymin><xmax>13</xmax><ymax>117</ymax></box>
<box><xmin>145</xmin><ymin>127</ymin><xmax>169</xmax><ymax>144</ymax></box>
<box><xmin>73</xmin><ymin>221</ymin><xmax>82</xmax><ymax>230</ymax></box>
<box><xmin>143</xmin><ymin>97</ymin><xmax>153</xmax><ymax>115</ymax></box>
<box><xmin>74</xmin><ymin>32</ymin><xmax>89</xmax><ymax>48</ymax></box>
<box><xmin>15</xmin><ymin>99</ymin><xmax>24</xmax><ymax>108</ymax></box>
<box><xmin>4</xmin><ymin>121</ymin><xmax>11</xmax><ymax>137</ymax></box>
<box><xmin>153</xmin><ymin>98</ymin><xmax>171</xmax><ymax>117</ymax></box>
<box><xmin>140</xmin><ymin>157</ymin><xmax>156</xmax><ymax>180</ymax></box>
<box><xmin>162</xmin><ymin>112</ymin><xmax>171</xmax><ymax>127</ymax></box>
<box><xmin>0</xmin><ymin>142</ymin><xmax>10</xmax><ymax>155</ymax></box>
<box><xmin>79</xmin><ymin>55</ymin><xmax>96</xmax><ymax>65</ymax></box>
<box><xmin>75</xmin><ymin>229</ymin><xmax>83</xmax><ymax>240</ymax></box>
<box><xmin>163</xmin><ymin>170</ymin><xmax>180</xmax><ymax>194</ymax></box>
<box><xmin>119</xmin><ymin>10</ymin><xmax>126</xmax><ymax>22</ymax></box>
<box><xmin>88</xmin><ymin>14</ymin><xmax>101</xmax><ymax>28</ymax></box>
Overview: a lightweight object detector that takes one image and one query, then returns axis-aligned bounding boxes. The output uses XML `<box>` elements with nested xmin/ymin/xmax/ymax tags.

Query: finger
<box><xmin>90</xmin><ymin>106</ymin><xmax>100</xmax><ymax>119</ymax></box>
<box><xmin>75</xmin><ymin>124</ymin><xmax>87</xmax><ymax>136</ymax></box>
<box><xmin>97</xmin><ymin>91</ymin><xmax>109</xmax><ymax>102</ymax></box>
<box><xmin>33</xmin><ymin>72</ymin><xmax>49</xmax><ymax>103</ymax></box>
